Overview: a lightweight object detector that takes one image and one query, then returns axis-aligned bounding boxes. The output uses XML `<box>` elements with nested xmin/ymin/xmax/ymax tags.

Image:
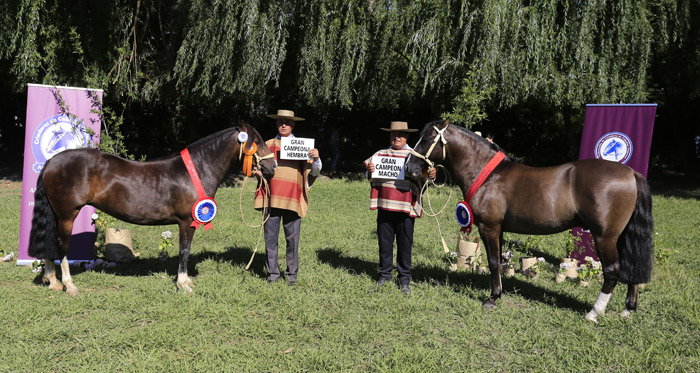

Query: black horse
<box><xmin>405</xmin><ymin>120</ymin><xmax>653</xmax><ymax>322</ymax></box>
<box><xmin>28</xmin><ymin>123</ymin><xmax>276</xmax><ymax>295</ymax></box>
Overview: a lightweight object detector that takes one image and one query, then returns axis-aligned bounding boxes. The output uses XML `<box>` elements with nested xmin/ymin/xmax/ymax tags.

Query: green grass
<box><xmin>1</xmin><ymin>176</ymin><xmax>699</xmax><ymax>371</ymax></box>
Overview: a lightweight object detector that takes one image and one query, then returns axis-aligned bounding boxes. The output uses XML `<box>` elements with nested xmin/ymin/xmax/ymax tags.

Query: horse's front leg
<box><xmin>176</xmin><ymin>222</ymin><xmax>196</xmax><ymax>293</ymax></box>
<box><xmin>479</xmin><ymin>224</ymin><xmax>503</xmax><ymax>309</ymax></box>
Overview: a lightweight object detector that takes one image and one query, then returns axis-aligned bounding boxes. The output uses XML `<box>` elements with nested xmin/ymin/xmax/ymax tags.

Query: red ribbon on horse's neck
<box><xmin>181</xmin><ymin>148</ymin><xmax>214</xmax><ymax>230</ymax></box>
<box><xmin>465</xmin><ymin>151</ymin><xmax>506</xmax><ymax>203</ymax></box>
<box><xmin>459</xmin><ymin>151</ymin><xmax>506</xmax><ymax>233</ymax></box>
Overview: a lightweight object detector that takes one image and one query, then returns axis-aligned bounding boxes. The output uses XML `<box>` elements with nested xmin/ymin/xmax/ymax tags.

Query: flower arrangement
<box><xmin>559</xmin><ymin>261</ymin><xmax>574</xmax><ymax>274</ymax></box>
<box><xmin>158</xmin><ymin>231</ymin><xmax>174</xmax><ymax>260</ymax></box>
<box><xmin>501</xmin><ymin>250</ymin><xmax>515</xmax><ymax>277</ymax></box>
<box><xmin>577</xmin><ymin>256</ymin><xmax>602</xmax><ymax>285</ymax></box>
<box><xmin>1</xmin><ymin>249</ymin><xmax>15</xmax><ymax>262</ymax></box>
<box><xmin>501</xmin><ymin>250</ymin><xmax>514</xmax><ymax>269</ymax></box>
<box><xmin>531</xmin><ymin>257</ymin><xmax>546</xmax><ymax>273</ymax></box>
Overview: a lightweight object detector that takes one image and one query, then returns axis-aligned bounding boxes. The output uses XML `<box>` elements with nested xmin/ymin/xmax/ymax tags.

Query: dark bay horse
<box><xmin>28</xmin><ymin>123</ymin><xmax>276</xmax><ymax>295</ymax></box>
<box><xmin>405</xmin><ymin>120</ymin><xmax>654</xmax><ymax>322</ymax></box>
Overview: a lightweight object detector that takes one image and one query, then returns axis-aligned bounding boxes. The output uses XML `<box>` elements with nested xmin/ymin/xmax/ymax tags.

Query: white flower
<box><xmin>161</xmin><ymin>231</ymin><xmax>173</xmax><ymax>240</ymax></box>
<box><xmin>560</xmin><ymin>262</ymin><xmax>572</xmax><ymax>269</ymax></box>
<box><xmin>584</xmin><ymin>256</ymin><xmax>594</xmax><ymax>263</ymax></box>
<box><xmin>537</xmin><ymin>257</ymin><xmax>545</xmax><ymax>263</ymax></box>
<box><xmin>503</xmin><ymin>250</ymin><xmax>513</xmax><ymax>260</ymax></box>
<box><xmin>591</xmin><ymin>261</ymin><xmax>602</xmax><ymax>270</ymax></box>
<box><xmin>91</xmin><ymin>213</ymin><xmax>99</xmax><ymax>220</ymax></box>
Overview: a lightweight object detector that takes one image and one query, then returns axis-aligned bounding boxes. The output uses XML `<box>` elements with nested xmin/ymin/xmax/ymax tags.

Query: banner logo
<box><xmin>31</xmin><ymin>114</ymin><xmax>92</xmax><ymax>172</ymax></box>
<box><xmin>594</xmin><ymin>132</ymin><xmax>633</xmax><ymax>164</ymax></box>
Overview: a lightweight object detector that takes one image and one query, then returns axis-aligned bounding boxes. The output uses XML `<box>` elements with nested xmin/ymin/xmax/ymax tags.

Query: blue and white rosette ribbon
<box><xmin>455</xmin><ymin>201</ymin><xmax>473</xmax><ymax>234</ymax></box>
<box><xmin>192</xmin><ymin>197</ymin><xmax>217</xmax><ymax>230</ymax></box>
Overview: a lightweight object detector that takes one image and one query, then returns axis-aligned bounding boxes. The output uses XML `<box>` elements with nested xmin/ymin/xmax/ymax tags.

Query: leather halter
<box><xmin>409</xmin><ymin>125</ymin><xmax>448</xmax><ymax>168</ymax></box>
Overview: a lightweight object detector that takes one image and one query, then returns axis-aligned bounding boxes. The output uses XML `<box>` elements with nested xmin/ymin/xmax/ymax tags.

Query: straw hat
<box><xmin>380</xmin><ymin>121</ymin><xmax>418</xmax><ymax>133</ymax></box>
<box><xmin>266</xmin><ymin>109</ymin><xmax>305</xmax><ymax>121</ymax></box>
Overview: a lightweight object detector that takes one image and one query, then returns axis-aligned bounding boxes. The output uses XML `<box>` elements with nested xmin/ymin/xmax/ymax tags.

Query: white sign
<box><xmin>371</xmin><ymin>155</ymin><xmax>405</xmax><ymax>180</ymax></box>
<box><xmin>280</xmin><ymin>137</ymin><xmax>315</xmax><ymax>160</ymax></box>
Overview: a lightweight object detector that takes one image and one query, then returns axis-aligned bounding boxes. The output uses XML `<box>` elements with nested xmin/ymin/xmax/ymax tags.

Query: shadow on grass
<box><xmin>316</xmin><ymin>247</ymin><xmax>590</xmax><ymax>313</ymax></box>
<box><xmin>33</xmin><ymin>246</ymin><xmax>268</xmax><ymax>285</ymax></box>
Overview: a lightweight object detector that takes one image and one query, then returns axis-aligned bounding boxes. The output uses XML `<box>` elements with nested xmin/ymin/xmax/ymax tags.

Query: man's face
<box><xmin>390</xmin><ymin>131</ymin><xmax>408</xmax><ymax>150</ymax></box>
<box><xmin>276</xmin><ymin>119</ymin><xmax>295</xmax><ymax>137</ymax></box>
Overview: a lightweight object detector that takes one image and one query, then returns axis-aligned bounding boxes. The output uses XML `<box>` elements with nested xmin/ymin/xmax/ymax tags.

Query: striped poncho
<box><xmin>254</xmin><ymin>138</ymin><xmax>316</xmax><ymax>218</ymax></box>
<box><xmin>364</xmin><ymin>146</ymin><xmax>422</xmax><ymax>218</ymax></box>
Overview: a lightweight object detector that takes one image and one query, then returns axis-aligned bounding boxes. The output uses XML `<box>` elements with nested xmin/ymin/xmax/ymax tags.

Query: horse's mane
<box><xmin>187</xmin><ymin>126</ymin><xmax>241</xmax><ymax>149</ymax></box>
<box><xmin>419</xmin><ymin>120</ymin><xmax>520</xmax><ymax>163</ymax></box>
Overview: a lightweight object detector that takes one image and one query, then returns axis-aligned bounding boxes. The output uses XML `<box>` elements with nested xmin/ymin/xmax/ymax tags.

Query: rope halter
<box><xmin>409</xmin><ymin>125</ymin><xmax>448</xmax><ymax>168</ymax></box>
<box><xmin>238</xmin><ymin>133</ymin><xmax>275</xmax><ymax>177</ymax></box>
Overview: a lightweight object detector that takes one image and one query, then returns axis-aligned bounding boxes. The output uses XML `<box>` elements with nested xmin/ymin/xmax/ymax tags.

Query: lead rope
<box><xmin>240</xmin><ymin>175</ymin><xmax>271</xmax><ymax>270</ymax></box>
<box><xmin>418</xmin><ymin>165</ymin><xmax>454</xmax><ymax>253</ymax></box>
<box><xmin>410</xmin><ymin>124</ymin><xmax>452</xmax><ymax>253</ymax></box>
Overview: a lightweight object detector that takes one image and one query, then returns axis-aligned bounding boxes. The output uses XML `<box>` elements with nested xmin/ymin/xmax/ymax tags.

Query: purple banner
<box><xmin>17</xmin><ymin>84</ymin><xmax>103</xmax><ymax>265</ymax></box>
<box><xmin>571</xmin><ymin>104</ymin><xmax>656</xmax><ymax>262</ymax></box>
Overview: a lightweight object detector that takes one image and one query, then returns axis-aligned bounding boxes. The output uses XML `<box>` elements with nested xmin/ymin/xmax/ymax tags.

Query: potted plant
<box><xmin>577</xmin><ymin>256</ymin><xmax>602</xmax><ymax>286</ymax></box>
<box><xmin>92</xmin><ymin>212</ymin><xmax>138</xmax><ymax>262</ymax></box>
<box><xmin>502</xmin><ymin>250</ymin><xmax>515</xmax><ymax>277</ymax></box>
<box><xmin>557</xmin><ymin>230</ymin><xmax>584</xmax><ymax>282</ymax></box>
<box><xmin>519</xmin><ymin>236</ymin><xmax>541</xmax><ymax>275</ymax></box>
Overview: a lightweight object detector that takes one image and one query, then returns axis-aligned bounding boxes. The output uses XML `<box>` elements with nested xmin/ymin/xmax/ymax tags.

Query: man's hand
<box><xmin>307</xmin><ymin>148</ymin><xmax>320</xmax><ymax>163</ymax></box>
<box><xmin>366</xmin><ymin>161</ymin><xmax>375</xmax><ymax>173</ymax></box>
<box><xmin>251</xmin><ymin>169</ymin><xmax>263</xmax><ymax>178</ymax></box>
<box><xmin>428</xmin><ymin>166</ymin><xmax>437</xmax><ymax>179</ymax></box>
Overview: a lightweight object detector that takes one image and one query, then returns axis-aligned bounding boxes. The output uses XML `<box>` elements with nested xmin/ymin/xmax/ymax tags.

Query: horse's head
<box><xmin>239</xmin><ymin>123</ymin><xmax>277</xmax><ymax>180</ymax></box>
<box><xmin>405</xmin><ymin>119</ymin><xmax>450</xmax><ymax>195</ymax></box>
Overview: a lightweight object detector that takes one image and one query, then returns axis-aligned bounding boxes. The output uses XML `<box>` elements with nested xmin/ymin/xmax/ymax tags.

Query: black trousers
<box><xmin>264</xmin><ymin>208</ymin><xmax>301</xmax><ymax>283</ymax></box>
<box><xmin>377</xmin><ymin>209</ymin><xmax>415</xmax><ymax>285</ymax></box>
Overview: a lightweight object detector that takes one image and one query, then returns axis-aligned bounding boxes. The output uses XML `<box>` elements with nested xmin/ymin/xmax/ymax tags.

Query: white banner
<box><xmin>371</xmin><ymin>155</ymin><xmax>405</xmax><ymax>180</ymax></box>
<box><xmin>280</xmin><ymin>137</ymin><xmax>315</xmax><ymax>160</ymax></box>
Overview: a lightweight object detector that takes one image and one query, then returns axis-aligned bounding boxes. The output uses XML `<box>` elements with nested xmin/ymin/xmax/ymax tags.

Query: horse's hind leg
<box><xmin>620</xmin><ymin>284</ymin><xmax>639</xmax><ymax>318</ymax></box>
<box><xmin>43</xmin><ymin>260</ymin><xmax>63</xmax><ymax>291</ymax></box>
<box><xmin>57</xmin><ymin>216</ymin><xmax>80</xmax><ymax>296</ymax></box>
<box><xmin>585</xmin><ymin>236</ymin><xmax>619</xmax><ymax>323</ymax></box>
<box><xmin>176</xmin><ymin>223</ymin><xmax>196</xmax><ymax>293</ymax></box>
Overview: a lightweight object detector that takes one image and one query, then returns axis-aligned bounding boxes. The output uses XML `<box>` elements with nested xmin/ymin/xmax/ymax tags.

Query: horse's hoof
<box><xmin>620</xmin><ymin>309</ymin><xmax>632</xmax><ymax>318</ymax></box>
<box><xmin>177</xmin><ymin>282</ymin><xmax>193</xmax><ymax>293</ymax></box>
<box><xmin>585</xmin><ymin>311</ymin><xmax>598</xmax><ymax>323</ymax></box>
<box><xmin>48</xmin><ymin>282</ymin><xmax>64</xmax><ymax>292</ymax></box>
<box><xmin>65</xmin><ymin>286</ymin><xmax>79</xmax><ymax>296</ymax></box>
<box><xmin>483</xmin><ymin>299</ymin><xmax>497</xmax><ymax>310</ymax></box>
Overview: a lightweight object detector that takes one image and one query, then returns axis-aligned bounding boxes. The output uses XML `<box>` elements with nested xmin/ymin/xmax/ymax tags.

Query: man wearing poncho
<box><xmin>254</xmin><ymin>109</ymin><xmax>321</xmax><ymax>286</ymax></box>
<box><xmin>364</xmin><ymin>121</ymin><xmax>436</xmax><ymax>295</ymax></box>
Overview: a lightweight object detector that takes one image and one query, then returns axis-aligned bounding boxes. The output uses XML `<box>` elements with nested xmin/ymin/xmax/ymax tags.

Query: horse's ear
<box><xmin>443</xmin><ymin>119</ymin><xmax>450</xmax><ymax>128</ymax></box>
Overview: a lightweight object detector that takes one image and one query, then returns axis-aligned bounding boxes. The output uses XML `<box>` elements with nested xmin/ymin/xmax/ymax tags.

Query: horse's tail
<box><xmin>27</xmin><ymin>168</ymin><xmax>59</xmax><ymax>260</ymax></box>
<box><xmin>618</xmin><ymin>172</ymin><xmax>654</xmax><ymax>284</ymax></box>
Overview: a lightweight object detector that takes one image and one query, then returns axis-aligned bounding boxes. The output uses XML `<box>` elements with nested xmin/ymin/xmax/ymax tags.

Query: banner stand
<box><xmin>17</xmin><ymin>84</ymin><xmax>103</xmax><ymax>266</ymax></box>
<box><xmin>570</xmin><ymin>104</ymin><xmax>656</xmax><ymax>262</ymax></box>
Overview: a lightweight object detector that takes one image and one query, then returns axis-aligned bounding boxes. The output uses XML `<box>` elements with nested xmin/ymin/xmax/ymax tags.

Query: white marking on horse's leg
<box><xmin>43</xmin><ymin>260</ymin><xmax>63</xmax><ymax>291</ymax></box>
<box><xmin>620</xmin><ymin>309</ymin><xmax>632</xmax><ymax>318</ymax></box>
<box><xmin>177</xmin><ymin>272</ymin><xmax>193</xmax><ymax>293</ymax></box>
<box><xmin>585</xmin><ymin>292</ymin><xmax>612</xmax><ymax>323</ymax></box>
<box><xmin>60</xmin><ymin>256</ymin><xmax>79</xmax><ymax>296</ymax></box>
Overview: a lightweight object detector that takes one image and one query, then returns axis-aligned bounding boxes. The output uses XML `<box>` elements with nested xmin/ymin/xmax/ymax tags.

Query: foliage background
<box><xmin>1</xmin><ymin>0</ymin><xmax>699</xmax><ymax>172</ymax></box>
